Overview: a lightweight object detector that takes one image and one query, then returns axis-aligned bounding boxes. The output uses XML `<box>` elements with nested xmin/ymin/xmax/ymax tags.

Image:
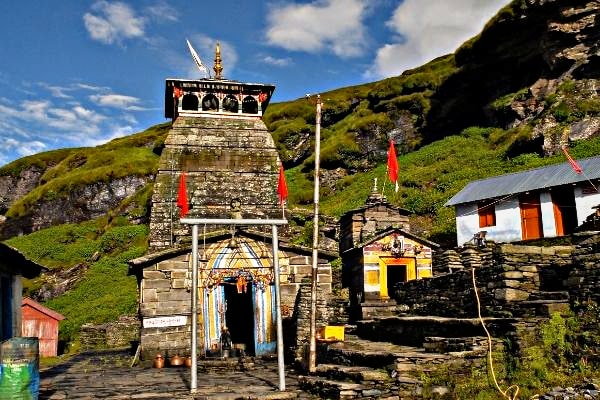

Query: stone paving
<box><xmin>38</xmin><ymin>350</ymin><xmax>319</xmax><ymax>400</ymax></box>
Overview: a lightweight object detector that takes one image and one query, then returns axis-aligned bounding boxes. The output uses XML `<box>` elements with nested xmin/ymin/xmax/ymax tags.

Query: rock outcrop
<box><xmin>0</xmin><ymin>175</ymin><xmax>153</xmax><ymax>239</ymax></box>
<box><xmin>425</xmin><ymin>0</ymin><xmax>600</xmax><ymax>152</ymax></box>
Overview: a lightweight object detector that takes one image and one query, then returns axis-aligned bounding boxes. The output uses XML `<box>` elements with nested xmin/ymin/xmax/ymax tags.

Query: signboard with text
<box><xmin>143</xmin><ymin>315</ymin><xmax>187</xmax><ymax>328</ymax></box>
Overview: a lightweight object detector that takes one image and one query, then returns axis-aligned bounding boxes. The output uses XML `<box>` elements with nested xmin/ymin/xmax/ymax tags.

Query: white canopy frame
<box><xmin>180</xmin><ymin>218</ymin><xmax>288</xmax><ymax>393</ymax></box>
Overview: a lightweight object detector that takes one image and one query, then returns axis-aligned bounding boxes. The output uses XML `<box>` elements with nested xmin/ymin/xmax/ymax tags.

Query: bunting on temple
<box><xmin>177</xmin><ymin>172</ymin><xmax>189</xmax><ymax>217</ymax></box>
<box><xmin>277</xmin><ymin>164</ymin><xmax>288</xmax><ymax>206</ymax></box>
<box><xmin>562</xmin><ymin>146</ymin><xmax>583</xmax><ymax>174</ymax></box>
<box><xmin>387</xmin><ymin>140</ymin><xmax>399</xmax><ymax>192</ymax></box>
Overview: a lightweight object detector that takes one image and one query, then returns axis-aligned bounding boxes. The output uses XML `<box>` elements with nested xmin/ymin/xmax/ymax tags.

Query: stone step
<box><xmin>529</xmin><ymin>290</ymin><xmax>570</xmax><ymax>301</ymax></box>
<box><xmin>422</xmin><ymin>336</ymin><xmax>498</xmax><ymax>353</ymax></box>
<box><xmin>513</xmin><ymin>300</ymin><xmax>570</xmax><ymax>317</ymax></box>
<box><xmin>298</xmin><ymin>375</ymin><xmax>407</xmax><ymax>400</ymax></box>
<box><xmin>323</xmin><ymin>336</ymin><xmax>424</xmax><ymax>368</ymax></box>
<box><xmin>355</xmin><ymin>316</ymin><xmax>517</xmax><ymax>347</ymax></box>
<box><xmin>358</xmin><ymin>302</ymin><xmax>404</xmax><ymax>319</ymax></box>
<box><xmin>315</xmin><ymin>364</ymin><xmax>394</xmax><ymax>383</ymax></box>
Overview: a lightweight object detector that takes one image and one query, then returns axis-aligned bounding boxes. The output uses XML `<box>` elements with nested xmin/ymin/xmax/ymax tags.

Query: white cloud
<box><xmin>89</xmin><ymin>93</ymin><xmax>145</xmax><ymax>110</ymax></box>
<box><xmin>366</xmin><ymin>0</ymin><xmax>509</xmax><ymax>78</ymax></box>
<box><xmin>266</xmin><ymin>0</ymin><xmax>368</xmax><ymax>58</ymax></box>
<box><xmin>37</xmin><ymin>83</ymin><xmax>73</xmax><ymax>99</ymax></box>
<box><xmin>83</xmin><ymin>1</ymin><xmax>146</xmax><ymax>44</ymax></box>
<box><xmin>18</xmin><ymin>140</ymin><xmax>48</xmax><ymax>157</ymax></box>
<box><xmin>75</xmin><ymin>83</ymin><xmax>109</xmax><ymax>92</ymax></box>
<box><xmin>0</xmin><ymin>137</ymin><xmax>47</xmax><ymax>164</ymax></box>
<box><xmin>0</xmin><ymin>82</ymin><xmax>153</xmax><ymax>166</ymax></box>
<box><xmin>83</xmin><ymin>125</ymin><xmax>135</xmax><ymax>147</ymax></box>
<box><xmin>263</xmin><ymin>56</ymin><xmax>293</xmax><ymax>67</ymax></box>
<box><xmin>145</xmin><ymin>2</ymin><xmax>179</xmax><ymax>22</ymax></box>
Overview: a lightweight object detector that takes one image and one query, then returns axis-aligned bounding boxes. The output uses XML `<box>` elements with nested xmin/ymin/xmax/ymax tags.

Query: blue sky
<box><xmin>0</xmin><ymin>0</ymin><xmax>509</xmax><ymax>167</ymax></box>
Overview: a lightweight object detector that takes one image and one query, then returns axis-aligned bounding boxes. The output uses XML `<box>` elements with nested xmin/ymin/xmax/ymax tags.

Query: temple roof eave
<box><xmin>129</xmin><ymin>229</ymin><xmax>338</xmax><ymax>273</ymax></box>
<box><xmin>341</xmin><ymin>226</ymin><xmax>440</xmax><ymax>255</ymax></box>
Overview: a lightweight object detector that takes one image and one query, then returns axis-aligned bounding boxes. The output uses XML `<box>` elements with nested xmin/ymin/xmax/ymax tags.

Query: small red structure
<box><xmin>21</xmin><ymin>297</ymin><xmax>65</xmax><ymax>357</ymax></box>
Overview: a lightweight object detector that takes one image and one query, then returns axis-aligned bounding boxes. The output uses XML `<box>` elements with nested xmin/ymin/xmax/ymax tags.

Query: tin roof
<box><xmin>22</xmin><ymin>297</ymin><xmax>65</xmax><ymax>321</ymax></box>
<box><xmin>446</xmin><ymin>155</ymin><xmax>600</xmax><ymax>206</ymax></box>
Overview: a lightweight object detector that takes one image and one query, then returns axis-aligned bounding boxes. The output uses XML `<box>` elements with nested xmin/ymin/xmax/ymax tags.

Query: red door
<box><xmin>520</xmin><ymin>193</ymin><xmax>543</xmax><ymax>240</ymax></box>
<box><xmin>551</xmin><ymin>189</ymin><xmax>578</xmax><ymax>236</ymax></box>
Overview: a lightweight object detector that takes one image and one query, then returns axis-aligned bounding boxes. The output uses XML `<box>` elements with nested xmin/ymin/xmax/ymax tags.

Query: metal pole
<box><xmin>190</xmin><ymin>224</ymin><xmax>199</xmax><ymax>393</ymax></box>
<box><xmin>308</xmin><ymin>95</ymin><xmax>322</xmax><ymax>373</ymax></box>
<box><xmin>272</xmin><ymin>224</ymin><xmax>285</xmax><ymax>391</ymax></box>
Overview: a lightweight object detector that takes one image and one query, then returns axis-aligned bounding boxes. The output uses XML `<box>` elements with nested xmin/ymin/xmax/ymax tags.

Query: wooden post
<box><xmin>308</xmin><ymin>95</ymin><xmax>322</xmax><ymax>373</ymax></box>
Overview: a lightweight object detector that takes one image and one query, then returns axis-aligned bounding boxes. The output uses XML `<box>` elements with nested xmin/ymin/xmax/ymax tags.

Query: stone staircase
<box><xmin>513</xmin><ymin>290</ymin><xmax>571</xmax><ymax>317</ymax></box>
<box><xmin>298</xmin><ymin>332</ymin><xmax>494</xmax><ymax>399</ymax></box>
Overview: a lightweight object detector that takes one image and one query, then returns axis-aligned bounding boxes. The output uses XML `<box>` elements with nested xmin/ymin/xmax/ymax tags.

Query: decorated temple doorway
<box><xmin>223</xmin><ymin>279</ymin><xmax>254</xmax><ymax>355</ymax></box>
<box><xmin>201</xmin><ymin>236</ymin><xmax>278</xmax><ymax>357</ymax></box>
<box><xmin>379</xmin><ymin>257</ymin><xmax>416</xmax><ymax>299</ymax></box>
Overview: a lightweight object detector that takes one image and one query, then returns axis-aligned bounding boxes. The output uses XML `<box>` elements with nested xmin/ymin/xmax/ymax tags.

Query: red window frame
<box><xmin>478</xmin><ymin>201</ymin><xmax>496</xmax><ymax>228</ymax></box>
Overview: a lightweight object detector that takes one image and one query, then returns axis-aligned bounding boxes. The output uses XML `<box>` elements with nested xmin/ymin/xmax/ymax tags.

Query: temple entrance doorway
<box><xmin>224</xmin><ymin>281</ymin><xmax>254</xmax><ymax>356</ymax></box>
<box><xmin>386</xmin><ymin>265</ymin><xmax>407</xmax><ymax>298</ymax></box>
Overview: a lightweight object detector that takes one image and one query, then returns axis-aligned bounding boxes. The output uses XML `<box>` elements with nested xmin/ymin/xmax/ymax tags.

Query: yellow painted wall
<box><xmin>362</xmin><ymin>234</ymin><xmax>433</xmax><ymax>299</ymax></box>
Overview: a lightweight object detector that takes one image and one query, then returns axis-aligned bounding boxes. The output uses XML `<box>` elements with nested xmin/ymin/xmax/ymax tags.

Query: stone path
<box><xmin>39</xmin><ymin>350</ymin><xmax>319</xmax><ymax>399</ymax></box>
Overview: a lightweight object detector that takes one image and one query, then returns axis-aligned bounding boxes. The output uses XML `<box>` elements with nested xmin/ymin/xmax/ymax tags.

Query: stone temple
<box><xmin>129</xmin><ymin>43</ymin><xmax>333</xmax><ymax>361</ymax></box>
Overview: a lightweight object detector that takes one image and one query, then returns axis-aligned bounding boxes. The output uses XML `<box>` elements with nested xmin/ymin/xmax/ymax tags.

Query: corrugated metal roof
<box><xmin>446</xmin><ymin>155</ymin><xmax>600</xmax><ymax>206</ymax></box>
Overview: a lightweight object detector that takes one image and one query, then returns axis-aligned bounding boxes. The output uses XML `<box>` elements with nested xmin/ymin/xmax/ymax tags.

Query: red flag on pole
<box><xmin>562</xmin><ymin>147</ymin><xmax>583</xmax><ymax>174</ymax></box>
<box><xmin>177</xmin><ymin>172</ymin><xmax>189</xmax><ymax>217</ymax></box>
<box><xmin>277</xmin><ymin>164</ymin><xmax>288</xmax><ymax>205</ymax></box>
<box><xmin>387</xmin><ymin>140</ymin><xmax>399</xmax><ymax>192</ymax></box>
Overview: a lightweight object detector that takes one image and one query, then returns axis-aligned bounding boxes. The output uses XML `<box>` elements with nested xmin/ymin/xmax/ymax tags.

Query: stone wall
<box><xmin>279</xmin><ymin>254</ymin><xmax>332</xmax><ymax>313</ymax></box>
<box><xmin>148</xmin><ymin>116</ymin><xmax>282</xmax><ymax>251</ymax></box>
<box><xmin>137</xmin><ymin>248</ymin><xmax>332</xmax><ymax>360</ymax></box>
<box><xmin>567</xmin><ymin>234</ymin><xmax>600</xmax><ymax>304</ymax></box>
<box><xmin>395</xmin><ymin>243</ymin><xmax>575</xmax><ymax>318</ymax></box>
<box><xmin>139</xmin><ymin>253</ymin><xmax>192</xmax><ymax>360</ymax></box>
<box><xmin>291</xmin><ymin>283</ymin><xmax>332</xmax><ymax>366</ymax></box>
<box><xmin>80</xmin><ymin>315</ymin><xmax>140</xmax><ymax>350</ymax></box>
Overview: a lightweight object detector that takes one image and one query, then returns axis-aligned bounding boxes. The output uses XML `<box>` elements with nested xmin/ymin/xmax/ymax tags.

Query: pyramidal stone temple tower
<box><xmin>150</xmin><ymin>43</ymin><xmax>280</xmax><ymax>249</ymax></box>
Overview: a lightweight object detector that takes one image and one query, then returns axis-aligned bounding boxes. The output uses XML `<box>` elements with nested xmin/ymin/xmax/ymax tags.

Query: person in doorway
<box><xmin>220</xmin><ymin>326</ymin><xmax>232</xmax><ymax>351</ymax></box>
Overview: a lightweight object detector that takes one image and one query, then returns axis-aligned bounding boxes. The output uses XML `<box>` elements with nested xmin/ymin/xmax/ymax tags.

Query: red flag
<box><xmin>277</xmin><ymin>165</ymin><xmax>288</xmax><ymax>205</ymax></box>
<box><xmin>177</xmin><ymin>172</ymin><xmax>189</xmax><ymax>217</ymax></box>
<box><xmin>173</xmin><ymin>87</ymin><xmax>182</xmax><ymax>98</ymax></box>
<box><xmin>562</xmin><ymin>147</ymin><xmax>582</xmax><ymax>174</ymax></box>
<box><xmin>387</xmin><ymin>140</ymin><xmax>399</xmax><ymax>192</ymax></box>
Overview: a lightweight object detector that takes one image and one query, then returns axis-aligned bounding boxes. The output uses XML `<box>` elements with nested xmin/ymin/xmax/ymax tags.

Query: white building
<box><xmin>446</xmin><ymin>155</ymin><xmax>600</xmax><ymax>245</ymax></box>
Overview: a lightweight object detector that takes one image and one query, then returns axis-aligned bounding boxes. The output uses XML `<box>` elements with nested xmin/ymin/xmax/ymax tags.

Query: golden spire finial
<box><xmin>213</xmin><ymin>42</ymin><xmax>223</xmax><ymax>80</ymax></box>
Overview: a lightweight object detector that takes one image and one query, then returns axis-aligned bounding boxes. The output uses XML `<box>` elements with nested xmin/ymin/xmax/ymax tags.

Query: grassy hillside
<box><xmin>2</xmin><ymin>123</ymin><xmax>169</xmax><ymax>219</ymax></box>
<box><xmin>296</xmin><ymin>126</ymin><xmax>600</xmax><ymax>245</ymax></box>
<box><xmin>6</xmin><ymin>217</ymin><xmax>146</xmax><ymax>346</ymax></box>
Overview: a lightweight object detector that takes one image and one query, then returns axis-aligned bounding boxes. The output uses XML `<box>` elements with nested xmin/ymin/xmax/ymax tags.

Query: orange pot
<box><xmin>169</xmin><ymin>354</ymin><xmax>183</xmax><ymax>367</ymax></box>
<box><xmin>153</xmin><ymin>354</ymin><xmax>165</xmax><ymax>369</ymax></box>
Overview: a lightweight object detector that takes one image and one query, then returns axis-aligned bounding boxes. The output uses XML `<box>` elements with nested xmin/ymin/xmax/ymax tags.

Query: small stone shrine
<box><xmin>339</xmin><ymin>182</ymin><xmax>438</xmax><ymax>319</ymax></box>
